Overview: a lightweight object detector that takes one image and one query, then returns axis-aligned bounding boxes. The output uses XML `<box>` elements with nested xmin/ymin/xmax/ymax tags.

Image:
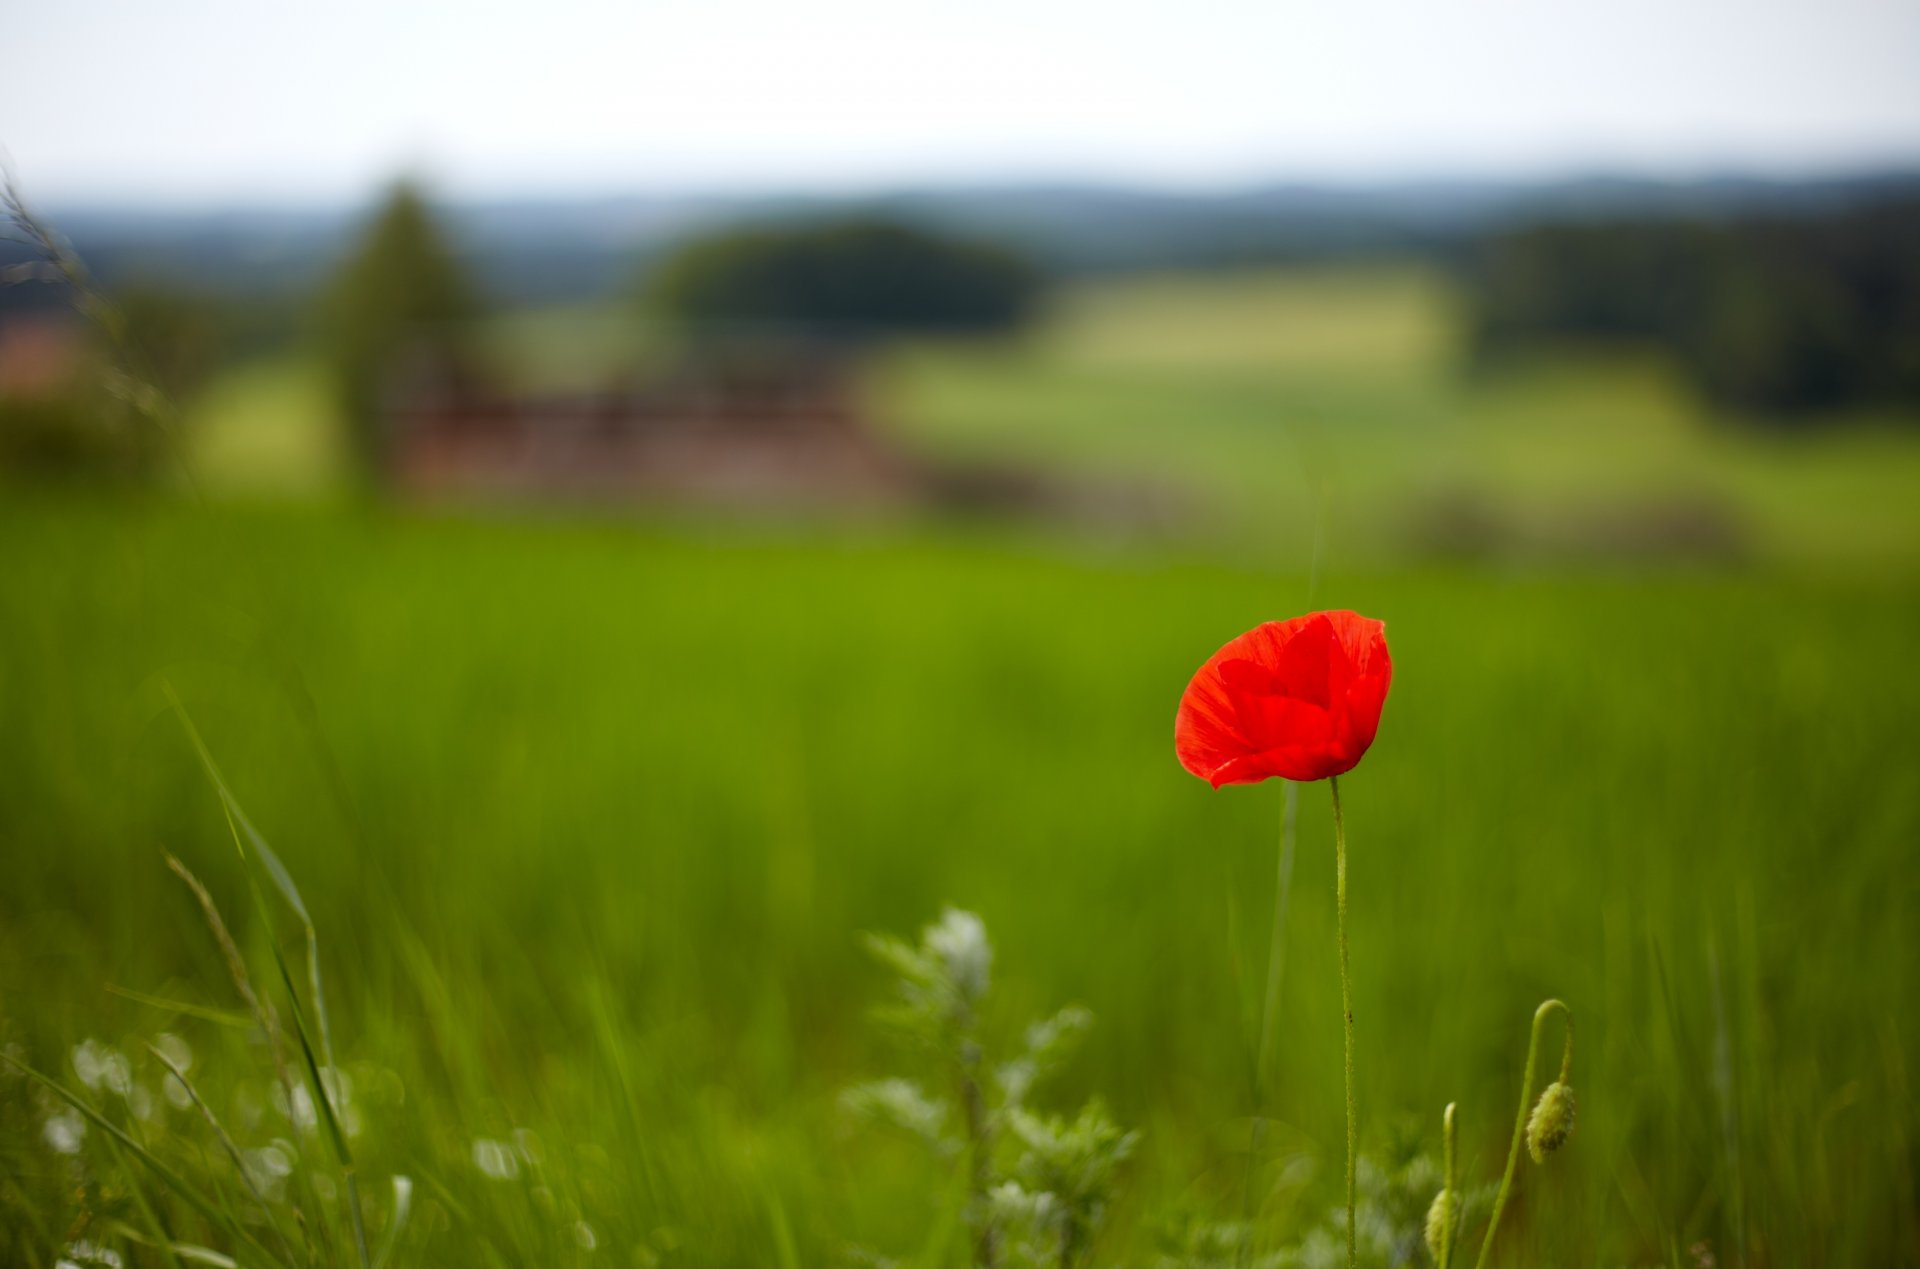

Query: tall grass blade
<box><xmin>164</xmin><ymin>685</ymin><xmax>342</xmax><ymax>1072</ymax></box>
<box><xmin>148</xmin><ymin>1043</ymin><xmax>303</xmax><ymax>1269</ymax></box>
<box><xmin>165</xmin><ymin>687</ymin><xmax>369</xmax><ymax>1269</ymax></box>
<box><xmin>165</xmin><ymin>852</ymin><xmax>299</xmax><ymax>1107</ymax></box>
<box><xmin>763</xmin><ymin>1183</ymin><xmax>802</xmax><ymax>1269</ymax></box>
<box><xmin>0</xmin><ymin>1050</ymin><xmax>290</xmax><ymax>1269</ymax></box>
<box><xmin>105</xmin><ymin>984</ymin><xmax>254</xmax><ymax>1029</ymax></box>
<box><xmin>370</xmin><ymin>1176</ymin><xmax>412</xmax><ymax>1269</ymax></box>
<box><xmin>108</xmin><ymin>1225</ymin><xmax>240</xmax><ymax>1269</ymax></box>
<box><xmin>109</xmin><ymin>1136</ymin><xmax>190</xmax><ymax>1269</ymax></box>
<box><xmin>269</xmin><ymin>936</ymin><xmax>373</xmax><ymax>1269</ymax></box>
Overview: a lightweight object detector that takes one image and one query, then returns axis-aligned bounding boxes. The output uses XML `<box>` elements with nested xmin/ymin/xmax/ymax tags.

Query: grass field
<box><xmin>880</xmin><ymin>264</ymin><xmax>1920</xmax><ymax>571</ymax></box>
<box><xmin>196</xmin><ymin>264</ymin><xmax>1920</xmax><ymax>572</ymax></box>
<box><xmin>5</xmin><ymin>267</ymin><xmax>1919</xmax><ymax>1267</ymax></box>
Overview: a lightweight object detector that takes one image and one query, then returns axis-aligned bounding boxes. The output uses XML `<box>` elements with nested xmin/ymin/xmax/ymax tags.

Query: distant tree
<box><xmin>1467</xmin><ymin>202</ymin><xmax>1920</xmax><ymax>421</ymax></box>
<box><xmin>109</xmin><ymin>283</ymin><xmax>222</xmax><ymax>404</ymax></box>
<box><xmin>645</xmin><ymin>218</ymin><xmax>1039</xmax><ymax>340</ymax></box>
<box><xmin>318</xmin><ymin>182</ymin><xmax>478</xmax><ymax>481</ymax></box>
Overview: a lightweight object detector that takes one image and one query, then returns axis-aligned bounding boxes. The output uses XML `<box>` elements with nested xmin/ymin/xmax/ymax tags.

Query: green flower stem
<box><xmin>961</xmin><ymin>1044</ymin><xmax>997</xmax><ymax>1269</ymax></box>
<box><xmin>1474</xmin><ymin>999</ymin><xmax>1573</xmax><ymax>1269</ymax></box>
<box><xmin>1441</xmin><ymin>1102</ymin><xmax>1459</xmax><ymax>1269</ymax></box>
<box><xmin>1331</xmin><ymin>775</ymin><xmax>1356</xmax><ymax>1269</ymax></box>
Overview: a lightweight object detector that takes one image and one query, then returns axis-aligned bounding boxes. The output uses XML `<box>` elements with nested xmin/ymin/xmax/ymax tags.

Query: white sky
<box><xmin>5</xmin><ymin>0</ymin><xmax>1920</xmax><ymax>205</ymax></box>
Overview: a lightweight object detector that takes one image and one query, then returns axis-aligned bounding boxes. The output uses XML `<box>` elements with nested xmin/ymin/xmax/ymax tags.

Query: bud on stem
<box><xmin>1425</xmin><ymin>1101</ymin><xmax>1459</xmax><ymax>1268</ymax></box>
<box><xmin>1473</xmin><ymin>999</ymin><xmax>1574</xmax><ymax>1269</ymax></box>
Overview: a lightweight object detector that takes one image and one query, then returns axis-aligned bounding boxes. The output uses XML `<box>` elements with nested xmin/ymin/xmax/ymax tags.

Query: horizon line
<box><xmin>19</xmin><ymin>152</ymin><xmax>1920</xmax><ymax>216</ymax></box>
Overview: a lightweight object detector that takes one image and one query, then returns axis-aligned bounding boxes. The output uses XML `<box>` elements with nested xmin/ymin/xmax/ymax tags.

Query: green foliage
<box><xmin>317</xmin><ymin>182</ymin><xmax>478</xmax><ymax>481</ymax></box>
<box><xmin>996</xmin><ymin>1103</ymin><xmax>1136</xmax><ymax>1268</ymax></box>
<box><xmin>849</xmin><ymin>911</ymin><xmax>1131</xmax><ymax>1268</ymax></box>
<box><xmin>0</xmin><ymin>493</ymin><xmax>1917</xmax><ymax>1265</ymax></box>
<box><xmin>646</xmin><ymin>218</ymin><xmax>1039</xmax><ymax>339</ymax></box>
<box><xmin>1467</xmin><ymin>204</ymin><xmax>1920</xmax><ymax>419</ymax></box>
<box><xmin>1289</xmin><ymin>1152</ymin><xmax>1493</xmax><ymax>1269</ymax></box>
<box><xmin>109</xmin><ymin>283</ymin><xmax>224</xmax><ymax>405</ymax></box>
<box><xmin>0</xmin><ymin>391</ymin><xmax>157</xmax><ymax>480</ymax></box>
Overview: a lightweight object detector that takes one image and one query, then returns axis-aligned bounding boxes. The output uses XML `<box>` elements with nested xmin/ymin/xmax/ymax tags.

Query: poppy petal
<box><xmin>1175</xmin><ymin>610</ymin><xmax>1392</xmax><ymax>788</ymax></box>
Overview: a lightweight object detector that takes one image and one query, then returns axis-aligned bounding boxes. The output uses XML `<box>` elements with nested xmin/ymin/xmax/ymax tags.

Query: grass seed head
<box><xmin>1526</xmin><ymin>1080</ymin><xmax>1576</xmax><ymax>1163</ymax></box>
<box><xmin>1423</xmin><ymin>1187</ymin><xmax>1455</xmax><ymax>1265</ymax></box>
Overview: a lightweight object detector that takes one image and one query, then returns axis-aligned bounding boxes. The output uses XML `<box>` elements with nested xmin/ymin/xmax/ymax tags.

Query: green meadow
<box><xmin>4</xmin><ymin>266</ymin><xmax>1918</xmax><ymax>1266</ymax></box>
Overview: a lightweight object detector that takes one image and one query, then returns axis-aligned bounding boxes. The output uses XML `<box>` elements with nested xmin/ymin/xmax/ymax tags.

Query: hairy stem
<box><xmin>1332</xmin><ymin>775</ymin><xmax>1356</xmax><ymax>1269</ymax></box>
<box><xmin>1474</xmin><ymin>999</ymin><xmax>1573</xmax><ymax>1269</ymax></box>
<box><xmin>1441</xmin><ymin>1102</ymin><xmax>1458</xmax><ymax>1269</ymax></box>
<box><xmin>961</xmin><ymin>1045</ymin><xmax>998</xmax><ymax>1269</ymax></box>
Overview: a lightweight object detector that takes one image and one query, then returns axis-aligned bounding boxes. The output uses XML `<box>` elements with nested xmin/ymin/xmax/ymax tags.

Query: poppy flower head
<box><xmin>1175</xmin><ymin>610</ymin><xmax>1392</xmax><ymax>787</ymax></box>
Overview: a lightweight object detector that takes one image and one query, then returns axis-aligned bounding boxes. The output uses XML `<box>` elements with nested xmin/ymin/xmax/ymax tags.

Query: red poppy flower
<box><xmin>1176</xmin><ymin>610</ymin><xmax>1392</xmax><ymax>787</ymax></box>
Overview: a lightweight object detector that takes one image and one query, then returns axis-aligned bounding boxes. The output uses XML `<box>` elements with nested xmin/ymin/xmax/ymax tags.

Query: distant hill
<box><xmin>6</xmin><ymin>171</ymin><xmax>1920</xmax><ymax>311</ymax></box>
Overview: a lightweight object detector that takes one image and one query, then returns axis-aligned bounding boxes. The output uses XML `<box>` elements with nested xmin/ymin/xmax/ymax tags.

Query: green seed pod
<box><xmin>1526</xmin><ymin>1080</ymin><xmax>1576</xmax><ymax>1163</ymax></box>
<box><xmin>1423</xmin><ymin>1187</ymin><xmax>1455</xmax><ymax>1265</ymax></box>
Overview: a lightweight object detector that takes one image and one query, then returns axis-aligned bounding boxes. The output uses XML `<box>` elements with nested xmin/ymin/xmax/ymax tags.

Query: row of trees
<box><xmin>230</xmin><ymin>183</ymin><xmax>1920</xmax><ymax>437</ymax></box>
<box><xmin>1467</xmin><ymin>200</ymin><xmax>1920</xmax><ymax>419</ymax></box>
<box><xmin>12</xmin><ymin>178</ymin><xmax>1917</xmax><ymax>486</ymax></box>
<box><xmin>647</xmin><ymin>218</ymin><xmax>1038</xmax><ymax>337</ymax></box>
<box><xmin>5</xmin><ymin>182</ymin><xmax>1044</xmax><ymax>483</ymax></box>
<box><xmin>312</xmin><ymin>189</ymin><xmax>1042</xmax><ymax>478</ymax></box>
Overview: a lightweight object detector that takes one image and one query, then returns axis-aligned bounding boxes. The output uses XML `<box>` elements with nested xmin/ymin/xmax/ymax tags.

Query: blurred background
<box><xmin>2</xmin><ymin>1</ymin><xmax>1917</xmax><ymax>1265</ymax></box>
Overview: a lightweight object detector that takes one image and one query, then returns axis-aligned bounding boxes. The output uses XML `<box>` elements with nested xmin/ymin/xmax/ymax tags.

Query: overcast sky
<box><xmin>6</xmin><ymin>0</ymin><xmax>1920</xmax><ymax>205</ymax></box>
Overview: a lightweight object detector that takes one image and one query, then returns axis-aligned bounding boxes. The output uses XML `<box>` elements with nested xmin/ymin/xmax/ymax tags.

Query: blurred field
<box><xmin>882</xmin><ymin>264</ymin><xmax>1920</xmax><ymax>569</ymax></box>
<box><xmin>193</xmin><ymin>263</ymin><xmax>1920</xmax><ymax>567</ymax></box>
<box><xmin>5</xmin><ymin>266</ymin><xmax>1920</xmax><ymax>1265</ymax></box>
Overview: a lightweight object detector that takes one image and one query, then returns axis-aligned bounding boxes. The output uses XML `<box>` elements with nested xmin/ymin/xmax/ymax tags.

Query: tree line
<box><xmin>1467</xmin><ymin>199</ymin><xmax>1920</xmax><ymax>419</ymax></box>
<box><xmin>7</xmin><ymin>179</ymin><xmax>1917</xmax><ymax>483</ymax></box>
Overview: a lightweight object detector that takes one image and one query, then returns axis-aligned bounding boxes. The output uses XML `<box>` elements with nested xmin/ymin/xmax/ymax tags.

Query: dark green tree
<box><xmin>645</xmin><ymin>218</ymin><xmax>1039</xmax><ymax>340</ymax></box>
<box><xmin>1466</xmin><ymin>201</ymin><xmax>1920</xmax><ymax>421</ymax></box>
<box><xmin>319</xmin><ymin>181</ymin><xmax>478</xmax><ymax>481</ymax></box>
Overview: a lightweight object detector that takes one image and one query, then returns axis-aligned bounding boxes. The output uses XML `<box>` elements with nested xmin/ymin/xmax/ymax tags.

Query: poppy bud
<box><xmin>1526</xmin><ymin>1080</ymin><xmax>1576</xmax><ymax>1163</ymax></box>
<box><xmin>1423</xmin><ymin>1187</ymin><xmax>1455</xmax><ymax>1265</ymax></box>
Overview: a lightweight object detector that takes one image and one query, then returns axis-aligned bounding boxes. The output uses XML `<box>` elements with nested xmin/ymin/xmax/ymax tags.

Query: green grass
<box><xmin>188</xmin><ymin>359</ymin><xmax>352</xmax><ymax>498</ymax></box>
<box><xmin>2</xmin><ymin>496</ymin><xmax>1917</xmax><ymax>1265</ymax></box>
<box><xmin>5</xmin><ymin>264</ymin><xmax>1920</xmax><ymax>1265</ymax></box>
<box><xmin>187</xmin><ymin>263</ymin><xmax>1920</xmax><ymax>570</ymax></box>
<box><xmin>879</xmin><ymin>265</ymin><xmax>1920</xmax><ymax>570</ymax></box>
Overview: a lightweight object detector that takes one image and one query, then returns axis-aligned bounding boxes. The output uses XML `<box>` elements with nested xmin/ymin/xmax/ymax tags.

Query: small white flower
<box><xmin>248</xmin><ymin>1141</ymin><xmax>294</xmax><ymax>1180</ymax></box>
<box><xmin>71</xmin><ymin>1039</ymin><xmax>109</xmax><ymax>1090</ymax></box>
<box><xmin>472</xmin><ymin>1137</ymin><xmax>521</xmax><ymax>1181</ymax></box>
<box><xmin>100</xmin><ymin>1054</ymin><xmax>132</xmax><ymax>1097</ymax></box>
<box><xmin>926</xmin><ymin>909</ymin><xmax>991</xmax><ymax>1000</ymax></box>
<box><xmin>275</xmin><ymin>1083</ymin><xmax>319</xmax><ymax>1131</ymax></box>
<box><xmin>153</xmin><ymin>1032</ymin><xmax>194</xmax><ymax>1074</ymax></box>
<box><xmin>43</xmin><ymin>1108</ymin><xmax>86</xmax><ymax>1155</ymax></box>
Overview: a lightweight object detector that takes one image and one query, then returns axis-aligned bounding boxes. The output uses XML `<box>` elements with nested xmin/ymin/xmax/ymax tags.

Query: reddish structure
<box><xmin>386</xmin><ymin>353</ymin><xmax>924</xmax><ymax>509</ymax></box>
<box><xmin>0</xmin><ymin>316</ymin><xmax>83</xmax><ymax>401</ymax></box>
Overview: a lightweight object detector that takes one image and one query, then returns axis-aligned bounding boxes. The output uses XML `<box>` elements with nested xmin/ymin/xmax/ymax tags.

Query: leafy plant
<box><xmin>845</xmin><ymin>910</ymin><xmax>1135</xmax><ymax>1269</ymax></box>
